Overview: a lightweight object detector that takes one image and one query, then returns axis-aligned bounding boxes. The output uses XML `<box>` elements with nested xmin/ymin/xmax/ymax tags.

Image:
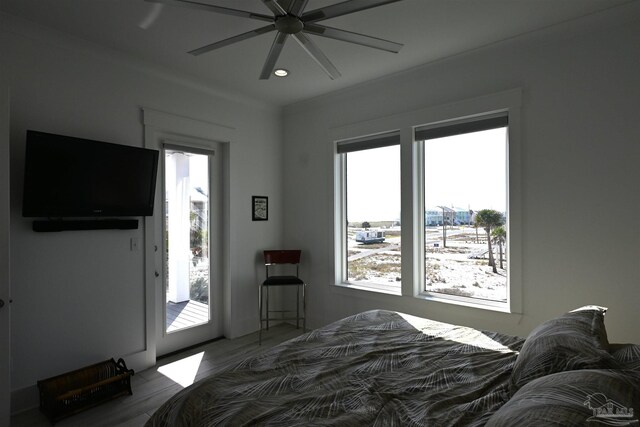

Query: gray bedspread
<box><xmin>147</xmin><ymin>310</ymin><xmax>525</xmax><ymax>426</ymax></box>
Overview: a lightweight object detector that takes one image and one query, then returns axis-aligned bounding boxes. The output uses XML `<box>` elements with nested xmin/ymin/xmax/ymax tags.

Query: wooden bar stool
<box><xmin>259</xmin><ymin>250</ymin><xmax>306</xmax><ymax>345</ymax></box>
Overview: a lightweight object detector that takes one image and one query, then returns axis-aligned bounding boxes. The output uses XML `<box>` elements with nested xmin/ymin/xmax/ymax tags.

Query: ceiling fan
<box><xmin>144</xmin><ymin>0</ymin><xmax>405</xmax><ymax>80</ymax></box>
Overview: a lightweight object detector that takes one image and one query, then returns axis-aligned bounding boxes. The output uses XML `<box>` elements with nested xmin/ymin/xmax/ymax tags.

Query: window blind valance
<box><xmin>414</xmin><ymin>114</ymin><xmax>508</xmax><ymax>141</ymax></box>
<box><xmin>336</xmin><ymin>131</ymin><xmax>400</xmax><ymax>154</ymax></box>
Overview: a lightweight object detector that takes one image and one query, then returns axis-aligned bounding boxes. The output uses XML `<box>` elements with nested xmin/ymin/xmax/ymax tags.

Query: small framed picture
<box><xmin>252</xmin><ymin>196</ymin><xmax>268</xmax><ymax>221</ymax></box>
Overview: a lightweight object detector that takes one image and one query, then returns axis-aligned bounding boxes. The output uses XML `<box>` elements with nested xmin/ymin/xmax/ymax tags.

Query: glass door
<box><xmin>158</xmin><ymin>143</ymin><xmax>222</xmax><ymax>355</ymax></box>
<box><xmin>165</xmin><ymin>148</ymin><xmax>210</xmax><ymax>331</ymax></box>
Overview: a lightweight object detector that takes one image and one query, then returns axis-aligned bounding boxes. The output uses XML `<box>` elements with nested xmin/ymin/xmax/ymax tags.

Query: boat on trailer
<box><xmin>355</xmin><ymin>229</ymin><xmax>385</xmax><ymax>244</ymax></box>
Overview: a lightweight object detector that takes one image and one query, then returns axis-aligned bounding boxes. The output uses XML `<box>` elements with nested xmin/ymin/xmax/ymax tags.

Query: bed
<box><xmin>147</xmin><ymin>307</ymin><xmax>640</xmax><ymax>426</ymax></box>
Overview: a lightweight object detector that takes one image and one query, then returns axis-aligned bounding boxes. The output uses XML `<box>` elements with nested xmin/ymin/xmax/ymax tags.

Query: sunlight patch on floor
<box><xmin>157</xmin><ymin>351</ymin><xmax>205</xmax><ymax>388</ymax></box>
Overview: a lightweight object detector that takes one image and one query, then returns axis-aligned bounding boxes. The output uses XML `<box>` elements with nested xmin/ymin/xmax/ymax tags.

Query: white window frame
<box><xmin>332</xmin><ymin>89</ymin><xmax>522</xmax><ymax>313</ymax></box>
<box><xmin>335</xmin><ymin>132</ymin><xmax>402</xmax><ymax>295</ymax></box>
<box><xmin>416</xmin><ymin>113</ymin><xmax>511</xmax><ymax>311</ymax></box>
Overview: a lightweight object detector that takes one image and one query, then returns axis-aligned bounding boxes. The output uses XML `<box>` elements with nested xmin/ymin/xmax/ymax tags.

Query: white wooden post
<box><xmin>167</xmin><ymin>153</ymin><xmax>191</xmax><ymax>303</ymax></box>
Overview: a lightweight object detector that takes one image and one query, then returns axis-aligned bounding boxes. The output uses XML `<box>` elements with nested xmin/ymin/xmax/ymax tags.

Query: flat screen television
<box><xmin>22</xmin><ymin>130</ymin><xmax>159</xmax><ymax>218</ymax></box>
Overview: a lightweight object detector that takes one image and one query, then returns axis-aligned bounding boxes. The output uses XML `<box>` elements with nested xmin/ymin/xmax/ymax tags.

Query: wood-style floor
<box><xmin>166</xmin><ymin>300</ymin><xmax>209</xmax><ymax>333</ymax></box>
<box><xmin>11</xmin><ymin>324</ymin><xmax>302</xmax><ymax>427</ymax></box>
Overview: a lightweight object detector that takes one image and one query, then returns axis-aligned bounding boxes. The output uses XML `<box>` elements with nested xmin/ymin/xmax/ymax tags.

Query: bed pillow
<box><xmin>487</xmin><ymin>369</ymin><xmax>640</xmax><ymax>426</ymax></box>
<box><xmin>610</xmin><ymin>343</ymin><xmax>640</xmax><ymax>373</ymax></box>
<box><xmin>510</xmin><ymin>306</ymin><xmax>618</xmax><ymax>393</ymax></box>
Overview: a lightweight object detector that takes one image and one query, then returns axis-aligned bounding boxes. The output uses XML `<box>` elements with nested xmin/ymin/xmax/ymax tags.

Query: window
<box><xmin>164</xmin><ymin>147</ymin><xmax>211</xmax><ymax>332</ymax></box>
<box><xmin>336</xmin><ymin>132</ymin><xmax>401</xmax><ymax>293</ymax></box>
<box><xmin>417</xmin><ymin>115</ymin><xmax>508</xmax><ymax>306</ymax></box>
<box><xmin>333</xmin><ymin>89</ymin><xmax>521</xmax><ymax>312</ymax></box>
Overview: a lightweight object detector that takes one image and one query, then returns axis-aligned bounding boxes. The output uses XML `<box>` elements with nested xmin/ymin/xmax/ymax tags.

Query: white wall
<box><xmin>1</xmin><ymin>14</ymin><xmax>283</xmax><ymax>398</ymax></box>
<box><xmin>282</xmin><ymin>5</ymin><xmax>640</xmax><ymax>344</ymax></box>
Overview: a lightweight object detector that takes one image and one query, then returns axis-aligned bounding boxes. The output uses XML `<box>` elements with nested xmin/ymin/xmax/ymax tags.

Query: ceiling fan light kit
<box><xmin>145</xmin><ymin>0</ymin><xmax>405</xmax><ymax>80</ymax></box>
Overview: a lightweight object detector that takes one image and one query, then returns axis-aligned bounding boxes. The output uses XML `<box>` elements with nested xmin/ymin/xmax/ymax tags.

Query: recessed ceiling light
<box><xmin>274</xmin><ymin>69</ymin><xmax>289</xmax><ymax>77</ymax></box>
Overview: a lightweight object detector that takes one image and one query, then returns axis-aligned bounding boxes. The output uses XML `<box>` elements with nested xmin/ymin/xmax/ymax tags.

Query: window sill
<box><xmin>416</xmin><ymin>291</ymin><xmax>513</xmax><ymax>313</ymax></box>
<box><xmin>334</xmin><ymin>281</ymin><xmax>402</xmax><ymax>297</ymax></box>
<box><xmin>332</xmin><ymin>283</ymin><xmax>520</xmax><ymax>315</ymax></box>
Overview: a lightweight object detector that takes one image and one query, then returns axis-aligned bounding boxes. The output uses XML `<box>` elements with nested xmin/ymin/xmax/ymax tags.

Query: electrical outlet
<box><xmin>130</xmin><ymin>237</ymin><xmax>139</xmax><ymax>251</ymax></box>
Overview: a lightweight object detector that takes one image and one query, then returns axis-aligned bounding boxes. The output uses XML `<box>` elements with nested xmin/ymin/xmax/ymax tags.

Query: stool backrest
<box><xmin>263</xmin><ymin>250</ymin><xmax>301</xmax><ymax>265</ymax></box>
<box><xmin>264</xmin><ymin>250</ymin><xmax>301</xmax><ymax>279</ymax></box>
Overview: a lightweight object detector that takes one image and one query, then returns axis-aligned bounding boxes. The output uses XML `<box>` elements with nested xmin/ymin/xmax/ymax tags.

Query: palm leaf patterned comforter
<box><xmin>147</xmin><ymin>310</ymin><xmax>525</xmax><ymax>426</ymax></box>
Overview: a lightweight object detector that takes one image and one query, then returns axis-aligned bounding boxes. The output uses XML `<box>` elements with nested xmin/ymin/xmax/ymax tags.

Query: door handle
<box><xmin>0</xmin><ymin>299</ymin><xmax>3</xmax><ymax>308</ymax></box>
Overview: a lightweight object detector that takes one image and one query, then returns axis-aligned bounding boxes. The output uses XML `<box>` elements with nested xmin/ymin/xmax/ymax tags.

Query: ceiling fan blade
<box><xmin>261</xmin><ymin>0</ymin><xmax>287</xmax><ymax>16</ymax></box>
<box><xmin>304</xmin><ymin>23</ymin><xmax>402</xmax><ymax>53</ymax></box>
<box><xmin>291</xmin><ymin>32</ymin><xmax>341</xmax><ymax>80</ymax></box>
<box><xmin>145</xmin><ymin>0</ymin><xmax>273</xmax><ymax>23</ymax></box>
<box><xmin>189</xmin><ymin>25</ymin><xmax>276</xmax><ymax>56</ymax></box>
<box><xmin>260</xmin><ymin>32</ymin><xmax>289</xmax><ymax>80</ymax></box>
<box><xmin>302</xmin><ymin>0</ymin><xmax>404</xmax><ymax>23</ymax></box>
<box><xmin>288</xmin><ymin>0</ymin><xmax>310</xmax><ymax>16</ymax></box>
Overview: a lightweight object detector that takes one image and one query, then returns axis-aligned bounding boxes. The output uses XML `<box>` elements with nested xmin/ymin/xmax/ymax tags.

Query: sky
<box><xmin>346</xmin><ymin>128</ymin><xmax>507</xmax><ymax>222</ymax></box>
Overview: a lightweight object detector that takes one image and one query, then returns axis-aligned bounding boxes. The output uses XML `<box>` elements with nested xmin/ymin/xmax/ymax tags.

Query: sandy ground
<box><xmin>347</xmin><ymin>227</ymin><xmax>507</xmax><ymax>302</ymax></box>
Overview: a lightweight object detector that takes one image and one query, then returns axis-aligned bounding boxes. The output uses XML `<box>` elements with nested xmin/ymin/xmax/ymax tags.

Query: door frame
<box><xmin>1</xmin><ymin>84</ymin><xmax>11</xmax><ymax>423</ymax></box>
<box><xmin>142</xmin><ymin>108</ymin><xmax>233</xmax><ymax>358</ymax></box>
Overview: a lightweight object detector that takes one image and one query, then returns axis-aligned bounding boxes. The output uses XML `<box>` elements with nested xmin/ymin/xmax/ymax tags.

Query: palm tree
<box><xmin>492</xmin><ymin>225</ymin><xmax>506</xmax><ymax>270</ymax></box>
<box><xmin>475</xmin><ymin>209</ymin><xmax>505</xmax><ymax>273</ymax></box>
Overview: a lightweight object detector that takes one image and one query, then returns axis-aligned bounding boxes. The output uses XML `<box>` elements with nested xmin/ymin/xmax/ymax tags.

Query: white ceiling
<box><xmin>0</xmin><ymin>0</ymin><xmax>633</xmax><ymax>106</ymax></box>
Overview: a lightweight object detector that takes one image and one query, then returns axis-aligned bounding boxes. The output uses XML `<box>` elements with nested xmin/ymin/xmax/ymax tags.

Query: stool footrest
<box><xmin>259</xmin><ymin>275</ymin><xmax>306</xmax><ymax>345</ymax></box>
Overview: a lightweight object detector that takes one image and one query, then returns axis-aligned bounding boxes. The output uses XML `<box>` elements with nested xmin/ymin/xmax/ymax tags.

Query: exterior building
<box><xmin>425</xmin><ymin>206</ymin><xmax>472</xmax><ymax>226</ymax></box>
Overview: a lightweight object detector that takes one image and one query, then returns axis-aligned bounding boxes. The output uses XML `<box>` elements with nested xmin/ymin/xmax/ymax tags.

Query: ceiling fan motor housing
<box><xmin>275</xmin><ymin>15</ymin><xmax>304</xmax><ymax>34</ymax></box>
